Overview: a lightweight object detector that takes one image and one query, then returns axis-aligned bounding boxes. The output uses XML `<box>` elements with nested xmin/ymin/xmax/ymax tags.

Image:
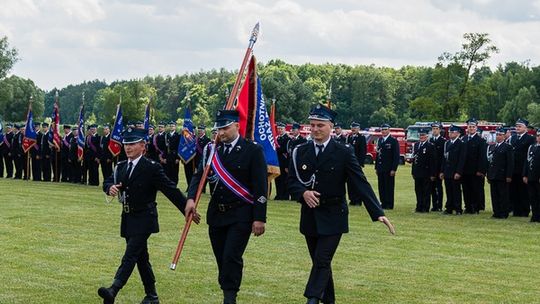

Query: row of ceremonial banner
<box><xmin>1</xmin><ymin>54</ymin><xmax>281</xmax><ymax>181</ymax></box>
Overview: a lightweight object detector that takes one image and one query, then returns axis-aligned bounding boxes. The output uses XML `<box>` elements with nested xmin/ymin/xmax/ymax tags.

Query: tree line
<box><xmin>1</xmin><ymin>33</ymin><xmax>540</xmax><ymax>129</ymax></box>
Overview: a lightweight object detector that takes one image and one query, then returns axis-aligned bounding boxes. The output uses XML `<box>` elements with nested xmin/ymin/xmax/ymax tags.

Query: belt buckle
<box><xmin>218</xmin><ymin>204</ymin><xmax>226</xmax><ymax>212</ymax></box>
<box><xmin>123</xmin><ymin>203</ymin><xmax>130</xmax><ymax>213</ymax></box>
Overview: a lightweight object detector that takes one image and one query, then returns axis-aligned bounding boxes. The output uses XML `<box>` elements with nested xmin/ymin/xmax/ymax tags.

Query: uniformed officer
<box><xmin>99</xmin><ymin>128</ymin><xmax>199</xmax><ymax>304</ymax></box>
<box><xmin>186</xmin><ymin>110</ymin><xmax>267</xmax><ymax>304</ymax></box>
<box><xmin>524</xmin><ymin>130</ymin><xmax>540</xmax><ymax>222</ymax></box>
<box><xmin>429</xmin><ymin>122</ymin><xmax>446</xmax><ymax>211</ymax></box>
<box><xmin>288</xmin><ymin>104</ymin><xmax>394</xmax><ymax>304</ymax></box>
<box><xmin>100</xmin><ymin>124</ymin><xmax>113</xmax><ymax>183</ymax></box>
<box><xmin>12</xmin><ymin>124</ymin><xmax>25</xmax><ymax>179</ymax></box>
<box><xmin>411</xmin><ymin>131</ymin><xmax>437</xmax><ymax>213</ymax></box>
<box><xmin>440</xmin><ymin>125</ymin><xmax>466</xmax><ymax>215</ymax></box>
<box><xmin>69</xmin><ymin>128</ymin><xmax>82</xmax><ymax>183</ymax></box>
<box><xmin>193</xmin><ymin>125</ymin><xmax>211</xmax><ymax>193</ymax></box>
<box><xmin>375</xmin><ymin>123</ymin><xmax>400</xmax><ymax>209</ymax></box>
<box><xmin>1</xmin><ymin>123</ymin><xmax>14</xmax><ymax>178</ymax></box>
<box><xmin>145</xmin><ymin>125</ymin><xmax>159</xmax><ymax>162</ymax></box>
<box><xmin>40</xmin><ymin>122</ymin><xmax>53</xmax><ymax>182</ymax></box>
<box><xmin>86</xmin><ymin>124</ymin><xmax>101</xmax><ymax>186</ymax></box>
<box><xmin>60</xmin><ymin>125</ymin><xmax>73</xmax><ymax>182</ymax></box>
<box><xmin>165</xmin><ymin>121</ymin><xmax>180</xmax><ymax>185</ymax></box>
<box><xmin>487</xmin><ymin>128</ymin><xmax>514</xmax><ymax>219</ymax></box>
<box><xmin>461</xmin><ymin>118</ymin><xmax>488</xmax><ymax>214</ymax></box>
<box><xmin>30</xmin><ymin>122</ymin><xmax>42</xmax><ymax>181</ymax></box>
<box><xmin>275</xmin><ymin>122</ymin><xmax>291</xmax><ymax>200</ymax></box>
<box><xmin>332</xmin><ymin>123</ymin><xmax>347</xmax><ymax>145</ymax></box>
<box><xmin>154</xmin><ymin>122</ymin><xmax>167</xmax><ymax>165</ymax></box>
<box><xmin>510</xmin><ymin>118</ymin><xmax>535</xmax><ymax>216</ymax></box>
<box><xmin>345</xmin><ymin>122</ymin><xmax>367</xmax><ymax>206</ymax></box>
<box><xmin>287</xmin><ymin>123</ymin><xmax>307</xmax><ymax>158</ymax></box>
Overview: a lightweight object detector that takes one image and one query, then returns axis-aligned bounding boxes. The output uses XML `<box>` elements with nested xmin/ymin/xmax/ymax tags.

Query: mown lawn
<box><xmin>1</xmin><ymin>165</ymin><xmax>539</xmax><ymax>303</ymax></box>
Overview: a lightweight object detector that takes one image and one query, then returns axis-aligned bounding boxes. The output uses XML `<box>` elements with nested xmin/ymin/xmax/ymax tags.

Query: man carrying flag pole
<box><xmin>50</xmin><ymin>91</ymin><xmax>62</xmax><ymax>182</ymax></box>
<box><xmin>109</xmin><ymin>104</ymin><xmax>124</xmax><ymax>163</ymax></box>
<box><xmin>22</xmin><ymin>99</ymin><xmax>38</xmax><ymax>180</ymax></box>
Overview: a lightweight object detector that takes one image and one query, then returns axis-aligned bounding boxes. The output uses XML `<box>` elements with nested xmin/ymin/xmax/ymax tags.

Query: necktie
<box><xmin>316</xmin><ymin>144</ymin><xmax>324</xmax><ymax>160</ymax></box>
<box><xmin>126</xmin><ymin>161</ymin><xmax>133</xmax><ymax>179</ymax></box>
<box><xmin>224</xmin><ymin>144</ymin><xmax>232</xmax><ymax>157</ymax></box>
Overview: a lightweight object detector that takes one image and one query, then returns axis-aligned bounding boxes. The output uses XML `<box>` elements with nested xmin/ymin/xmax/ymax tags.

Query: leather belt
<box><xmin>123</xmin><ymin>202</ymin><xmax>156</xmax><ymax>214</ymax></box>
<box><xmin>216</xmin><ymin>201</ymin><xmax>246</xmax><ymax>212</ymax></box>
<box><xmin>318</xmin><ymin>197</ymin><xmax>344</xmax><ymax>205</ymax></box>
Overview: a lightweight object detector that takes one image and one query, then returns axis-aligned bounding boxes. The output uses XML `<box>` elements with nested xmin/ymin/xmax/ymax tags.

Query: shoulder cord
<box><xmin>292</xmin><ymin>146</ymin><xmax>316</xmax><ymax>189</ymax></box>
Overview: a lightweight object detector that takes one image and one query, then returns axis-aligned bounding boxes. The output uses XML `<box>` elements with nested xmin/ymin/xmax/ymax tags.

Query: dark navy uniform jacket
<box><xmin>276</xmin><ymin>134</ymin><xmax>291</xmax><ymax>169</ymax></box>
<box><xmin>441</xmin><ymin>138</ymin><xmax>467</xmax><ymax>177</ymax></box>
<box><xmin>462</xmin><ymin>133</ymin><xmax>488</xmax><ymax>175</ymax></box>
<box><xmin>524</xmin><ymin>144</ymin><xmax>540</xmax><ymax>181</ymax></box>
<box><xmin>188</xmin><ymin>137</ymin><xmax>268</xmax><ymax>227</ymax></box>
<box><xmin>487</xmin><ymin>142</ymin><xmax>514</xmax><ymax>181</ymax></box>
<box><xmin>288</xmin><ymin>139</ymin><xmax>384</xmax><ymax>236</ymax></box>
<box><xmin>429</xmin><ymin>136</ymin><xmax>446</xmax><ymax>175</ymax></box>
<box><xmin>375</xmin><ymin>135</ymin><xmax>399</xmax><ymax>173</ymax></box>
<box><xmin>511</xmin><ymin>133</ymin><xmax>535</xmax><ymax>175</ymax></box>
<box><xmin>346</xmin><ymin>133</ymin><xmax>367</xmax><ymax>165</ymax></box>
<box><xmin>103</xmin><ymin>156</ymin><xmax>186</xmax><ymax>237</ymax></box>
<box><xmin>411</xmin><ymin>141</ymin><xmax>437</xmax><ymax>178</ymax></box>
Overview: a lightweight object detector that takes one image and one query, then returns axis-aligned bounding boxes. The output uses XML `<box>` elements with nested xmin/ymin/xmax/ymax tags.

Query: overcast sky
<box><xmin>1</xmin><ymin>0</ymin><xmax>539</xmax><ymax>90</ymax></box>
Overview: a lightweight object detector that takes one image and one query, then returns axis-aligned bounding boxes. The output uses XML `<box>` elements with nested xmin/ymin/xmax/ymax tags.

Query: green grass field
<box><xmin>1</xmin><ymin>165</ymin><xmax>539</xmax><ymax>304</ymax></box>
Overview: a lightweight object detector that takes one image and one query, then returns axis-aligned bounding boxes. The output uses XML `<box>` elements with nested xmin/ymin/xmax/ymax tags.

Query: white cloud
<box><xmin>1</xmin><ymin>0</ymin><xmax>539</xmax><ymax>89</ymax></box>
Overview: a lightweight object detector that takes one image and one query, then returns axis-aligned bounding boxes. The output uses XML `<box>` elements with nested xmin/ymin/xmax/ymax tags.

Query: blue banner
<box><xmin>22</xmin><ymin>107</ymin><xmax>38</xmax><ymax>153</ymax></box>
<box><xmin>0</xmin><ymin>121</ymin><xmax>4</xmax><ymax>145</ymax></box>
<box><xmin>178</xmin><ymin>107</ymin><xmax>197</xmax><ymax>164</ymax></box>
<box><xmin>254</xmin><ymin>77</ymin><xmax>280</xmax><ymax>177</ymax></box>
<box><xmin>143</xmin><ymin>103</ymin><xmax>150</xmax><ymax>140</ymax></box>
<box><xmin>109</xmin><ymin>105</ymin><xmax>123</xmax><ymax>157</ymax></box>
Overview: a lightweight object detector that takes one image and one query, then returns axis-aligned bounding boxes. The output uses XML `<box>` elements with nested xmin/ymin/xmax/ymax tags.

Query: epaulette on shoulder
<box><xmin>117</xmin><ymin>160</ymin><xmax>127</xmax><ymax>165</ymax></box>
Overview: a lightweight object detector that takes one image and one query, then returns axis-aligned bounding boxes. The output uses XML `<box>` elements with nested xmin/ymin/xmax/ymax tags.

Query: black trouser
<box><xmin>431</xmin><ymin>178</ymin><xmax>443</xmax><ymax>210</ymax></box>
<box><xmin>414</xmin><ymin>177</ymin><xmax>432</xmax><ymax>212</ymax></box>
<box><xmin>87</xmin><ymin>159</ymin><xmax>99</xmax><ymax>186</ymax></box>
<box><xmin>444</xmin><ymin>178</ymin><xmax>462</xmax><ymax>213</ymax></box>
<box><xmin>489</xmin><ymin>179</ymin><xmax>510</xmax><ymax>218</ymax></box>
<box><xmin>527</xmin><ymin>181</ymin><xmax>540</xmax><ymax>222</ymax></box>
<box><xmin>184</xmin><ymin>160</ymin><xmax>195</xmax><ymax>191</ymax></box>
<box><xmin>274</xmin><ymin>168</ymin><xmax>290</xmax><ymax>200</ymax></box>
<box><xmin>71</xmin><ymin>160</ymin><xmax>82</xmax><ymax>183</ymax></box>
<box><xmin>209</xmin><ymin>222</ymin><xmax>252</xmax><ymax>292</ymax></box>
<box><xmin>0</xmin><ymin>151</ymin><xmax>3</xmax><ymax>177</ymax></box>
<box><xmin>61</xmin><ymin>156</ymin><xmax>70</xmax><ymax>182</ymax></box>
<box><xmin>3</xmin><ymin>152</ymin><xmax>13</xmax><ymax>177</ymax></box>
<box><xmin>113</xmin><ymin>234</ymin><xmax>155</xmax><ymax>290</ymax></box>
<box><xmin>100</xmin><ymin>159</ymin><xmax>113</xmax><ymax>181</ymax></box>
<box><xmin>377</xmin><ymin>171</ymin><xmax>395</xmax><ymax>209</ymax></box>
<box><xmin>31</xmin><ymin>154</ymin><xmax>41</xmax><ymax>181</ymax></box>
<box><xmin>510</xmin><ymin>174</ymin><xmax>530</xmax><ymax>216</ymax></box>
<box><xmin>41</xmin><ymin>156</ymin><xmax>52</xmax><ymax>181</ymax></box>
<box><xmin>304</xmin><ymin>234</ymin><xmax>342</xmax><ymax>303</ymax></box>
<box><xmin>462</xmin><ymin>174</ymin><xmax>483</xmax><ymax>213</ymax></box>
<box><xmin>166</xmin><ymin>158</ymin><xmax>179</xmax><ymax>185</ymax></box>
<box><xmin>14</xmin><ymin>153</ymin><xmax>23</xmax><ymax>179</ymax></box>
<box><xmin>479</xmin><ymin>177</ymin><xmax>486</xmax><ymax>210</ymax></box>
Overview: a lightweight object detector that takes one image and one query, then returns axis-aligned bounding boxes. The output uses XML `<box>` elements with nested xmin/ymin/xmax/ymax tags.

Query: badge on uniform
<box><xmin>302</xmin><ymin>164</ymin><xmax>307</xmax><ymax>170</ymax></box>
<box><xmin>257</xmin><ymin>196</ymin><xmax>267</xmax><ymax>204</ymax></box>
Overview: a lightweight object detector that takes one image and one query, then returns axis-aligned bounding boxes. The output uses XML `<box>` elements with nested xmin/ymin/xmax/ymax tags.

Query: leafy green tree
<box><xmin>0</xmin><ymin>37</ymin><xmax>18</xmax><ymax>79</ymax></box>
<box><xmin>0</xmin><ymin>75</ymin><xmax>44</xmax><ymax>122</ymax></box>
<box><xmin>500</xmin><ymin>86</ymin><xmax>539</xmax><ymax>124</ymax></box>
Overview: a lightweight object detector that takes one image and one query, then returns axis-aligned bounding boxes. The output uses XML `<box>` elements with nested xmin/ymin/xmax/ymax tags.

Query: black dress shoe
<box><xmin>98</xmin><ymin>287</ymin><xmax>117</xmax><ymax>304</ymax></box>
<box><xmin>443</xmin><ymin>210</ymin><xmax>452</xmax><ymax>215</ymax></box>
<box><xmin>306</xmin><ymin>298</ymin><xmax>320</xmax><ymax>304</ymax></box>
<box><xmin>141</xmin><ymin>294</ymin><xmax>160</xmax><ymax>304</ymax></box>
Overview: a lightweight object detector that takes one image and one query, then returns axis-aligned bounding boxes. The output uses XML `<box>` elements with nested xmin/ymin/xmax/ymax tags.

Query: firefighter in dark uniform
<box><xmin>524</xmin><ymin>129</ymin><xmax>540</xmax><ymax>222</ymax></box>
<box><xmin>165</xmin><ymin>121</ymin><xmax>180</xmax><ymax>185</ymax></box>
<box><xmin>411</xmin><ymin>131</ymin><xmax>437</xmax><ymax>212</ymax></box>
<box><xmin>440</xmin><ymin>125</ymin><xmax>466</xmax><ymax>215</ymax></box>
<box><xmin>99</xmin><ymin>127</ymin><xmax>198</xmax><ymax>304</ymax></box>
<box><xmin>187</xmin><ymin>110</ymin><xmax>267</xmax><ymax>304</ymax></box>
<box><xmin>192</xmin><ymin>125</ymin><xmax>211</xmax><ymax>193</ymax></box>
<box><xmin>69</xmin><ymin>128</ymin><xmax>82</xmax><ymax>183</ymax></box>
<box><xmin>375</xmin><ymin>123</ymin><xmax>400</xmax><ymax>209</ymax></box>
<box><xmin>487</xmin><ymin>127</ymin><xmax>514</xmax><ymax>219</ymax></box>
<box><xmin>287</xmin><ymin>123</ymin><xmax>307</xmax><ymax>156</ymax></box>
<box><xmin>30</xmin><ymin>122</ymin><xmax>42</xmax><ymax>181</ymax></box>
<box><xmin>275</xmin><ymin>122</ymin><xmax>291</xmax><ymax>200</ymax></box>
<box><xmin>461</xmin><ymin>118</ymin><xmax>488</xmax><ymax>214</ymax></box>
<box><xmin>429</xmin><ymin>122</ymin><xmax>446</xmax><ymax>211</ymax></box>
<box><xmin>332</xmin><ymin>123</ymin><xmax>347</xmax><ymax>145</ymax></box>
<box><xmin>154</xmin><ymin>122</ymin><xmax>167</xmax><ymax>166</ymax></box>
<box><xmin>510</xmin><ymin>118</ymin><xmax>535</xmax><ymax>217</ymax></box>
<box><xmin>100</xmin><ymin>124</ymin><xmax>113</xmax><ymax>181</ymax></box>
<box><xmin>145</xmin><ymin>125</ymin><xmax>159</xmax><ymax>162</ymax></box>
<box><xmin>40</xmin><ymin>122</ymin><xmax>53</xmax><ymax>182</ymax></box>
<box><xmin>346</xmin><ymin>122</ymin><xmax>367</xmax><ymax>206</ymax></box>
<box><xmin>61</xmin><ymin>125</ymin><xmax>73</xmax><ymax>182</ymax></box>
<box><xmin>12</xmin><ymin>124</ymin><xmax>23</xmax><ymax>179</ymax></box>
<box><xmin>85</xmin><ymin>124</ymin><xmax>101</xmax><ymax>185</ymax></box>
<box><xmin>1</xmin><ymin>123</ymin><xmax>14</xmax><ymax>178</ymax></box>
<box><xmin>288</xmin><ymin>104</ymin><xmax>394</xmax><ymax>304</ymax></box>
